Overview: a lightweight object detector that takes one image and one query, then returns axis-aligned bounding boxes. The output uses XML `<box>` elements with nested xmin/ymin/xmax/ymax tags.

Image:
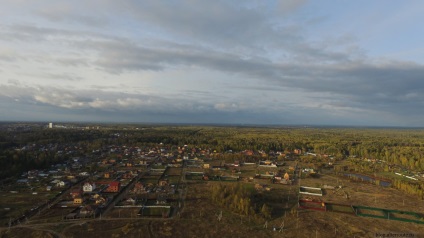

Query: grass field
<box><xmin>139</xmin><ymin>206</ymin><xmax>171</xmax><ymax>217</ymax></box>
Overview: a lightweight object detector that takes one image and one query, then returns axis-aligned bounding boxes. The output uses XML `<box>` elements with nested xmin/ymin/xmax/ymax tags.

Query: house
<box><xmin>79</xmin><ymin>172</ymin><xmax>90</xmax><ymax>176</ymax></box>
<box><xmin>83</xmin><ymin>182</ymin><xmax>96</xmax><ymax>193</ymax></box>
<box><xmin>73</xmin><ymin>196</ymin><xmax>83</xmax><ymax>204</ymax></box>
<box><xmin>104</xmin><ymin>171</ymin><xmax>115</xmax><ymax>178</ymax></box>
<box><xmin>134</xmin><ymin>182</ymin><xmax>144</xmax><ymax>190</ymax></box>
<box><xmin>109</xmin><ymin>159</ymin><xmax>117</xmax><ymax>164</ymax></box>
<box><xmin>17</xmin><ymin>179</ymin><xmax>28</xmax><ymax>184</ymax></box>
<box><xmin>56</xmin><ymin>181</ymin><xmax>66</xmax><ymax>187</ymax></box>
<box><xmin>132</xmin><ymin>182</ymin><xmax>145</xmax><ymax>194</ymax></box>
<box><xmin>212</xmin><ymin>166</ymin><xmax>225</xmax><ymax>171</ymax></box>
<box><xmin>70</xmin><ymin>188</ymin><xmax>82</xmax><ymax>198</ymax></box>
<box><xmin>105</xmin><ymin>181</ymin><xmax>120</xmax><ymax>193</ymax></box>
<box><xmin>156</xmin><ymin>196</ymin><xmax>167</xmax><ymax>204</ymax></box>
<box><xmin>46</xmin><ymin>186</ymin><xmax>52</xmax><ymax>191</ymax></box>
<box><xmin>158</xmin><ymin>179</ymin><xmax>168</xmax><ymax>186</ymax></box>
<box><xmin>122</xmin><ymin>171</ymin><xmax>133</xmax><ymax>179</ymax></box>
<box><xmin>123</xmin><ymin>198</ymin><xmax>136</xmax><ymax>205</ymax></box>
<box><xmin>255</xmin><ymin>184</ymin><xmax>271</xmax><ymax>192</ymax></box>
<box><xmin>80</xmin><ymin>205</ymin><xmax>94</xmax><ymax>216</ymax></box>
<box><xmin>93</xmin><ymin>195</ymin><xmax>106</xmax><ymax>205</ymax></box>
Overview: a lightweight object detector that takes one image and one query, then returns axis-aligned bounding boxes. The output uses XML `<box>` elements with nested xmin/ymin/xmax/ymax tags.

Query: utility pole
<box><xmin>279</xmin><ymin>221</ymin><xmax>285</xmax><ymax>233</ymax></box>
<box><xmin>298</xmin><ymin>166</ymin><xmax>301</xmax><ymax>208</ymax></box>
<box><xmin>217</xmin><ymin>211</ymin><xmax>222</xmax><ymax>222</ymax></box>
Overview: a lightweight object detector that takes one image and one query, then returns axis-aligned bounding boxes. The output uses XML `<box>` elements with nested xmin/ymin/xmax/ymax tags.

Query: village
<box><xmin>2</xmin><ymin>134</ymin><xmax>424</xmax><ymax>228</ymax></box>
<box><xmin>6</xmin><ymin>129</ymin><xmax>359</xmax><ymax>228</ymax></box>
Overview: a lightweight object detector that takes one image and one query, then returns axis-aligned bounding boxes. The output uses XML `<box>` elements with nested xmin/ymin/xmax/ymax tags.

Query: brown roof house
<box><xmin>70</xmin><ymin>188</ymin><xmax>82</xmax><ymax>198</ymax></box>
<box><xmin>105</xmin><ymin>181</ymin><xmax>120</xmax><ymax>193</ymax></box>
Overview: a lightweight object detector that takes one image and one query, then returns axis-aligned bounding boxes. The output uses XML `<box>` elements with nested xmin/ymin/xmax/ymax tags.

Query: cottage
<box><xmin>105</xmin><ymin>181</ymin><xmax>120</xmax><ymax>193</ymax></box>
<box><xmin>83</xmin><ymin>182</ymin><xmax>96</xmax><ymax>193</ymax></box>
<box><xmin>70</xmin><ymin>188</ymin><xmax>82</xmax><ymax>198</ymax></box>
<box><xmin>80</xmin><ymin>205</ymin><xmax>94</xmax><ymax>216</ymax></box>
<box><xmin>124</xmin><ymin>198</ymin><xmax>136</xmax><ymax>205</ymax></box>
<box><xmin>156</xmin><ymin>196</ymin><xmax>167</xmax><ymax>204</ymax></box>
<box><xmin>94</xmin><ymin>195</ymin><xmax>106</xmax><ymax>205</ymax></box>
<box><xmin>56</xmin><ymin>181</ymin><xmax>66</xmax><ymax>187</ymax></box>
<box><xmin>158</xmin><ymin>179</ymin><xmax>168</xmax><ymax>186</ymax></box>
<box><xmin>104</xmin><ymin>171</ymin><xmax>115</xmax><ymax>178</ymax></box>
<box><xmin>132</xmin><ymin>182</ymin><xmax>145</xmax><ymax>194</ymax></box>
<box><xmin>79</xmin><ymin>172</ymin><xmax>90</xmax><ymax>176</ymax></box>
<box><xmin>122</xmin><ymin>171</ymin><xmax>133</xmax><ymax>179</ymax></box>
<box><xmin>17</xmin><ymin>179</ymin><xmax>28</xmax><ymax>184</ymax></box>
<box><xmin>73</xmin><ymin>196</ymin><xmax>83</xmax><ymax>204</ymax></box>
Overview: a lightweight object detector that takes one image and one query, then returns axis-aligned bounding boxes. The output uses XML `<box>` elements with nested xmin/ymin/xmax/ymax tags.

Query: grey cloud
<box><xmin>0</xmin><ymin>24</ymin><xmax>71</xmax><ymax>42</ymax></box>
<box><xmin>0</xmin><ymin>84</ymin><xmax>244</xmax><ymax>115</ymax></box>
<box><xmin>35</xmin><ymin>6</ymin><xmax>109</xmax><ymax>27</ymax></box>
<box><xmin>19</xmin><ymin>72</ymin><xmax>83</xmax><ymax>81</ymax></box>
<box><xmin>76</xmin><ymin>37</ymin><xmax>282</xmax><ymax>79</ymax></box>
<box><xmin>0</xmin><ymin>24</ymin><xmax>117</xmax><ymax>43</ymax></box>
<box><xmin>3</xmin><ymin>19</ymin><xmax>424</xmax><ymax>123</ymax></box>
<box><xmin>70</xmin><ymin>35</ymin><xmax>424</xmax><ymax>120</ymax></box>
<box><xmin>54</xmin><ymin>57</ymin><xmax>90</xmax><ymax>67</ymax></box>
<box><xmin>0</xmin><ymin>47</ymin><xmax>21</xmax><ymax>62</ymax></box>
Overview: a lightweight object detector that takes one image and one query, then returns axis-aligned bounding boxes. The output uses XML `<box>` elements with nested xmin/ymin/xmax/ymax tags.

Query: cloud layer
<box><xmin>0</xmin><ymin>0</ymin><xmax>424</xmax><ymax>126</ymax></box>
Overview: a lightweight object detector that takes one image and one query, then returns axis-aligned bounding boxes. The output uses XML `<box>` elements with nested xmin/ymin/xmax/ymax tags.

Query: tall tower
<box><xmin>48</xmin><ymin>122</ymin><xmax>53</xmax><ymax>129</ymax></box>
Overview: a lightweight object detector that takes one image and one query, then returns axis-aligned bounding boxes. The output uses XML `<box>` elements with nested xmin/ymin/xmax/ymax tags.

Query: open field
<box><xmin>300</xmin><ymin>173</ymin><xmax>424</xmax><ymax>212</ymax></box>
<box><xmin>0</xmin><ymin>191</ymin><xmax>60</xmax><ymax>225</ymax></box>
<box><xmin>1</xmin><ymin>175</ymin><xmax>424</xmax><ymax>237</ymax></box>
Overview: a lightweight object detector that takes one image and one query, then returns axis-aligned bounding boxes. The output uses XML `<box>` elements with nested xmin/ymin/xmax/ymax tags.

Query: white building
<box><xmin>56</xmin><ymin>181</ymin><xmax>66</xmax><ymax>187</ymax></box>
<box><xmin>83</xmin><ymin>182</ymin><xmax>96</xmax><ymax>193</ymax></box>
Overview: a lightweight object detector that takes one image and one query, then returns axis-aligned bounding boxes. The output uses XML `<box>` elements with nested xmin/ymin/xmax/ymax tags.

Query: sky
<box><xmin>1</xmin><ymin>0</ymin><xmax>424</xmax><ymax>127</ymax></box>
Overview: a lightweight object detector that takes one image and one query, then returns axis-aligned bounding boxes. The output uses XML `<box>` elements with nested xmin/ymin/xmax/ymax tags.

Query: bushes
<box><xmin>210</xmin><ymin>183</ymin><xmax>255</xmax><ymax>216</ymax></box>
<box><xmin>393</xmin><ymin>179</ymin><xmax>424</xmax><ymax>200</ymax></box>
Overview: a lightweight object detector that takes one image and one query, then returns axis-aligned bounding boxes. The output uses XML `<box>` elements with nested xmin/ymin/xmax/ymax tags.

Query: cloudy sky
<box><xmin>1</xmin><ymin>0</ymin><xmax>424</xmax><ymax>126</ymax></box>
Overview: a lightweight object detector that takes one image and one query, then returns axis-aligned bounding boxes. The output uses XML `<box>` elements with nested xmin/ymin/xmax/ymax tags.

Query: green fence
<box><xmin>352</xmin><ymin>205</ymin><xmax>424</xmax><ymax>224</ymax></box>
<box><xmin>300</xmin><ymin>201</ymin><xmax>424</xmax><ymax>224</ymax></box>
